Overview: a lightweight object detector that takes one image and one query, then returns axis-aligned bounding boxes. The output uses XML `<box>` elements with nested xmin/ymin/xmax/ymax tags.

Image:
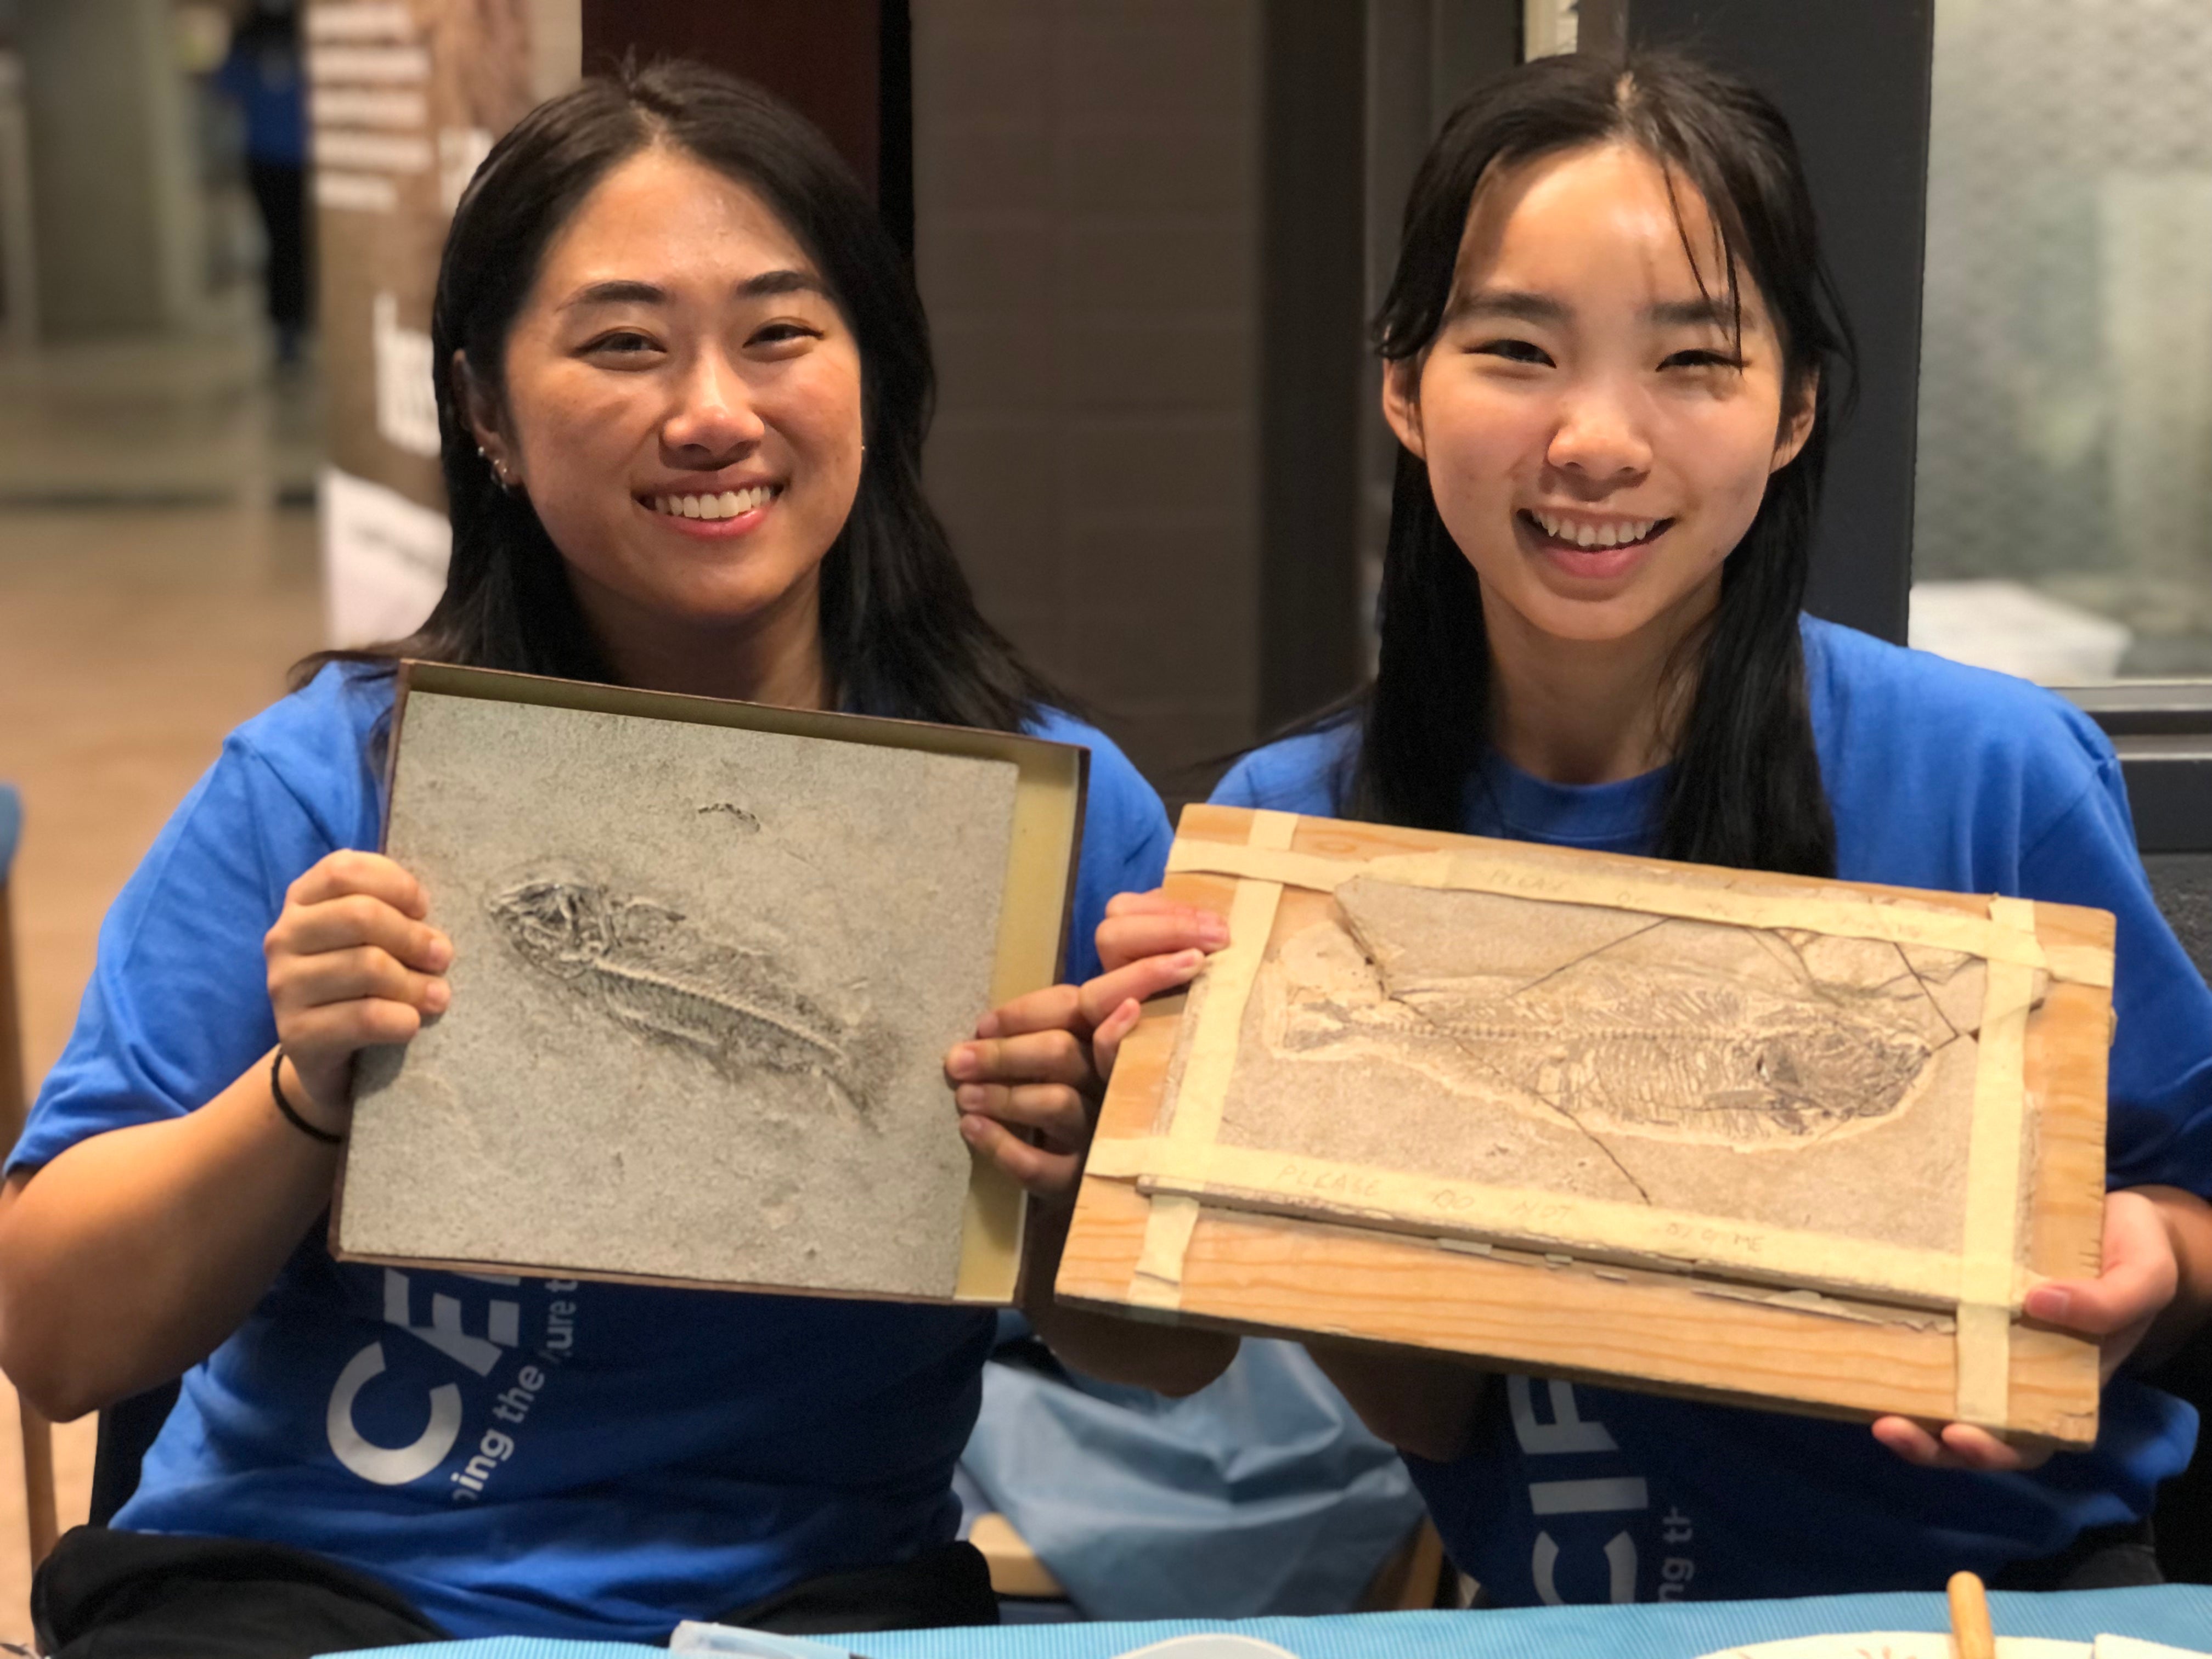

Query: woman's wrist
<box><xmin>270</xmin><ymin>1051</ymin><xmax>348</xmax><ymax>1146</ymax></box>
<box><xmin>2143</xmin><ymin>1185</ymin><xmax>2212</xmax><ymax>1358</ymax></box>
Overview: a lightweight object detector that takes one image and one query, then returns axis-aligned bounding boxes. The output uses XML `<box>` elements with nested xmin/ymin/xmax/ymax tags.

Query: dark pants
<box><xmin>33</xmin><ymin>1526</ymin><xmax>998</xmax><ymax>1658</ymax></box>
<box><xmin>244</xmin><ymin>160</ymin><xmax>309</xmax><ymax>338</ymax></box>
<box><xmin>1987</xmin><ymin>1520</ymin><xmax>2163</xmax><ymax>1592</ymax></box>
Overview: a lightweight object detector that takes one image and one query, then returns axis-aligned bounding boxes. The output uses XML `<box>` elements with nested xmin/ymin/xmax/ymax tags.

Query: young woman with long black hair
<box><xmin>970</xmin><ymin>50</ymin><xmax>2212</xmax><ymax>1601</ymax></box>
<box><xmin>0</xmin><ymin>61</ymin><xmax>1201</xmax><ymax>1651</ymax></box>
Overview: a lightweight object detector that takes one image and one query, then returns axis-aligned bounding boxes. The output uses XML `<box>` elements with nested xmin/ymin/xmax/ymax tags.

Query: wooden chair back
<box><xmin>0</xmin><ymin>784</ymin><xmax>59</xmax><ymax>1571</ymax></box>
<box><xmin>1359</xmin><ymin>1516</ymin><xmax>1453</xmax><ymax>1611</ymax></box>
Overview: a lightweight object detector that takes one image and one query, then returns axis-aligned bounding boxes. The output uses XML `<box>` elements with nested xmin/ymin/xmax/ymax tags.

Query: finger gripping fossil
<box><xmin>486</xmin><ymin>866</ymin><xmax>874</xmax><ymax>1116</ymax></box>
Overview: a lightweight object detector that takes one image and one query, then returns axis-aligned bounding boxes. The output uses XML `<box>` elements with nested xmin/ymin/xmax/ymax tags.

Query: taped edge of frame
<box><xmin>1165</xmin><ymin>841</ymin><xmax>2111</xmax><ymax>987</ymax></box>
<box><xmin>1954</xmin><ymin>896</ymin><xmax>2042</xmax><ymax>1426</ymax></box>
<box><xmin>1127</xmin><ymin>809</ymin><xmax>1300</xmax><ymax>1310</ymax></box>
<box><xmin>1091</xmin><ymin>1135</ymin><xmax>2003</xmax><ymax>1312</ymax></box>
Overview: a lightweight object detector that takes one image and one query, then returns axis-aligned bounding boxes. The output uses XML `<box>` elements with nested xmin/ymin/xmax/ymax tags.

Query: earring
<box><xmin>478</xmin><ymin>444</ymin><xmax>516</xmax><ymax>492</ymax></box>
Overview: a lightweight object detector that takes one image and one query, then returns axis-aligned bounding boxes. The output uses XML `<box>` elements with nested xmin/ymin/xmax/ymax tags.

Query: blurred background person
<box><xmin>213</xmin><ymin>0</ymin><xmax>309</xmax><ymax>364</ymax></box>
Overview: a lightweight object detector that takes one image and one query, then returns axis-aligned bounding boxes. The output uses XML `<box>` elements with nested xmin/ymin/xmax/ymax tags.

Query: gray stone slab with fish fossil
<box><xmin>1214</xmin><ymin>874</ymin><xmax>1996</xmax><ymax>1257</ymax></box>
<box><xmin>340</xmin><ymin>689</ymin><xmax>1020</xmax><ymax>1301</ymax></box>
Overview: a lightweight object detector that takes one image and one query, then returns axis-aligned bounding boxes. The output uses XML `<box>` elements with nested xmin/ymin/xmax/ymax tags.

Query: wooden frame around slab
<box><xmin>329</xmin><ymin>660</ymin><xmax>1090</xmax><ymax>1307</ymax></box>
<box><xmin>1058</xmin><ymin>805</ymin><xmax>2112</xmax><ymax>1444</ymax></box>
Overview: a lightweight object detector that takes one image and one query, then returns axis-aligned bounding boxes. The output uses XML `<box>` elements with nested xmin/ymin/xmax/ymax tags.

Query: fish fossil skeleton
<box><xmin>1262</xmin><ymin>881</ymin><xmax>1960</xmax><ymax>1150</ymax></box>
<box><xmin>1278</xmin><ymin>960</ymin><xmax>1934</xmax><ymax>1144</ymax></box>
<box><xmin>486</xmin><ymin>865</ymin><xmax>874</xmax><ymax>1115</ymax></box>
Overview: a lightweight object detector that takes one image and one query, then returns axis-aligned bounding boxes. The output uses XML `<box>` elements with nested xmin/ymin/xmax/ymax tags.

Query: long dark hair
<box><xmin>304</xmin><ymin>59</ymin><xmax>1060</xmax><ymax>733</ymax></box>
<box><xmin>1349</xmin><ymin>50</ymin><xmax>1849</xmax><ymax>877</ymax></box>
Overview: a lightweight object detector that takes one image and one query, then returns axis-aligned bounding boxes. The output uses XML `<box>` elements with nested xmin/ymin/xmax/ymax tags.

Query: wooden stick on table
<box><xmin>1948</xmin><ymin>1570</ymin><xmax>1996</xmax><ymax>1659</ymax></box>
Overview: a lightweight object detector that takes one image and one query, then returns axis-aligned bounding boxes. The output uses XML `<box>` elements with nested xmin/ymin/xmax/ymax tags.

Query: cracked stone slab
<box><xmin>1216</xmin><ymin>878</ymin><xmax>2011</xmax><ymax>1254</ymax></box>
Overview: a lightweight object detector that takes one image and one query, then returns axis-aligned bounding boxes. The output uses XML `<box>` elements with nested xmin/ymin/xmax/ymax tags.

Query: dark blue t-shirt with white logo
<box><xmin>1213</xmin><ymin>617</ymin><xmax>2211</xmax><ymax>1604</ymax></box>
<box><xmin>11</xmin><ymin>664</ymin><xmax>1171</xmax><ymax>1640</ymax></box>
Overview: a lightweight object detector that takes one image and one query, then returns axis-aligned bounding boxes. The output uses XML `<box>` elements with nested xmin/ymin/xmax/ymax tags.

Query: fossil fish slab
<box><xmin>1259</xmin><ymin>876</ymin><xmax>1991</xmax><ymax>1152</ymax></box>
<box><xmin>486</xmin><ymin>863</ymin><xmax>882</xmax><ymax>1118</ymax></box>
<box><xmin>336</xmin><ymin>682</ymin><xmax>1039</xmax><ymax>1304</ymax></box>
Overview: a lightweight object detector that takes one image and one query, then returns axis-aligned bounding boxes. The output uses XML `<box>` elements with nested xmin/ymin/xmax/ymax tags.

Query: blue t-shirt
<box><xmin>1214</xmin><ymin>617</ymin><xmax>2212</xmax><ymax>1605</ymax></box>
<box><xmin>213</xmin><ymin>35</ymin><xmax>307</xmax><ymax>168</ymax></box>
<box><xmin>11</xmin><ymin>664</ymin><xmax>1170</xmax><ymax>1641</ymax></box>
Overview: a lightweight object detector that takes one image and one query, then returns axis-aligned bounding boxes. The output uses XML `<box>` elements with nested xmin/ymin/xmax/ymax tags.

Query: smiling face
<box><xmin>465</xmin><ymin>145</ymin><xmax>864</xmax><ymax>673</ymax></box>
<box><xmin>1385</xmin><ymin>140</ymin><xmax>1813</xmax><ymax>654</ymax></box>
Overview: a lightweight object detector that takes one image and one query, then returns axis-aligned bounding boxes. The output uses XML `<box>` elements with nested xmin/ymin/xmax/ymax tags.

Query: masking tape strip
<box><xmin>2042</xmin><ymin>943</ymin><xmax>2117</xmax><ymax>989</ymax></box>
<box><xmin>1086</xmin><ymin>1136</ymin><xmax>2016</xmax><ymax>1312</ymax></box>
<box><xmin>1166</xmin><ymin>840</ymin><xmax>1367</xmax><ymax>894</ymax></box>
<box><xmin>1165</xmin><ymin>840</ymin><xmax>2105</xmax><ymax>983</ymax></box>
<box><xmin>1954</xmin><ymin>1304</ymin><xmax>2016</xmax><ymax>1432</ymax></box>
<box><xmin>1128</xmin><ymin>1195</ymin><xmax>1203</xmax><ymax>1311</ymax></box>
<box><xmin>1128</xmin><ymin>809</ymin><xmax>1300</xmax><ymax>1310</ymax></box>
<box><xmin>1954</xmin><ymin>896</ymin><xmax>2042</xmax><ymax>1425</ymax></box>
<box><xmin>1157</xmin><ymin>810</ymin><xmax>1299</xmax><ymax>1150</ymax></box>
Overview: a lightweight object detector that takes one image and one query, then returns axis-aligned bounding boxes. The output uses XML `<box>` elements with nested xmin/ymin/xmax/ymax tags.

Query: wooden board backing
<box><xmin>1059</xmin><ymin>804</ymin><xmax>2111</xmax><ymax>1443</ymax></box>
<box><xmin>331</xmin><ymin>661</ymin><xmax>1090</xmax><ymax>1306</ymax></box>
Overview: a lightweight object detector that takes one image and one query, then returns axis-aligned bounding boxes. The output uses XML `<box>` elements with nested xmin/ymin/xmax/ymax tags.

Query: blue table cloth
<box><xmin>325</xmin><ymin>1585</ymin><xmax>2212</xmax><ymax>1658</ymax></box>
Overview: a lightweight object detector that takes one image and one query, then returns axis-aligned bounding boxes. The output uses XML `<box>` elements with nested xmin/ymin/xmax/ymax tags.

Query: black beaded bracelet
<box><xmin>270</xmin><ymin>1050</ymin><xmax>344</xmax><ymax>1146</ymax></box>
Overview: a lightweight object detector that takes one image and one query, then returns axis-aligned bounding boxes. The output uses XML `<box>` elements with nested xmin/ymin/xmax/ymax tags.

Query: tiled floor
<box><xmin>0</xmin><ymin>325</ymin><xmax>324</xmax><ymax>1643</ymax></box>
<box><xmin>0</xmin><ymin>319</ymin><xmax>320</xmax><ymax>511</ymax></box>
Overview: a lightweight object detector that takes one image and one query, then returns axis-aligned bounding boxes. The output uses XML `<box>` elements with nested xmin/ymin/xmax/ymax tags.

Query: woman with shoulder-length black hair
<box><xmin>979</xmin><ymin>49</ymin><xmax>2212</xmax><ymax>1603</ymax></box>
<box><xmin>1345</xmin><ymin>48</ymin><xmax>1844</xmax><ymax>877</ymax></box>
<box><xmin>405</xmin><ymin>58</ymin><xmax>1048</xmax><ymax>729</ymax></box>
<box><xmin>0</xmin><ymin>60</ymin><xmax>1202</xmax><ymax>1651</ymax></box>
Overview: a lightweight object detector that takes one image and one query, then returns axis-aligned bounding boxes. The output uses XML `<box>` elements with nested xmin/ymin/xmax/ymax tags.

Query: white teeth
<box><xmin>1529</xmin><ymin>511</ymin><xmax>1659</xmax><ymax>548</ymax></box>
<box><xmin>652</xmin><ymin>486</ymin><xmax>777</xmax><ymax>521</ymax></box>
